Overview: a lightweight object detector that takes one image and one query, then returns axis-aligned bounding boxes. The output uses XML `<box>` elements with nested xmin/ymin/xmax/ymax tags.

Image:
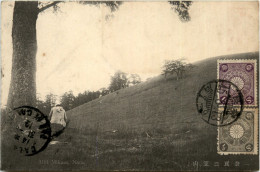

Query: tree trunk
<box><xmin>7</xmin><ymin>2</ymin><xmax>39</xmax><ymax>109</ymax></box>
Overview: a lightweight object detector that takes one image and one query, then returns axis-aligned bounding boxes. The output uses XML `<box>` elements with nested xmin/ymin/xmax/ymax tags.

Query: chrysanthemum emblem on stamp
<box><xmin>218</xmin><ymin>109</ymin><xmax>258</xmax><ymax>155</ymax></box>
<box><xmin>217</xmin><ymin>59</ymin><xmax>258</xmax><ymax>155</ymax></box>
<box><xmin>218</xmin><ymin>59</ymin><xmax>257</xmax><ymax>106</ymax></box>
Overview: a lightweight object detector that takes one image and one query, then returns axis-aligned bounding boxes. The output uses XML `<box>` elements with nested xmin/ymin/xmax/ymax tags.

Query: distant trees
<box><xmin>45</xmin><ymin>93</ymin><xmax>57</xmax><ymax>107</ymax></box>
<box><xmin>73</xmin><ymin>91</ymin><xmax>101</xmax><ymax>109</ymax></box>
<box><xmin>109</xmin><ymin>71</ymin><xmax>129</xmax><ymax>92</ymax></box>
<box><xmin>128</xmin><ymin>74</ymin><xmax>141</xmax><ymax>86</ymax></box>
<box><xmin>60</xmin><ymin>91</ymin><xmax>75</xmax><ymax>111</ymax></box>
<box><xmin>99</xmin><ymin>88</ymin><xmax>110</xmax><ymax>96</ymax></box>
<box><xmin>36</xmin><ymin>93</ymin><xmax>57</xmax><ymax>115</ymax></box>
<box><xmin>108</xmin><ymin>71</ymin><xmax>142</xmax><ymax>92</ymax></box>
<box><xmin>36</xmin><ymin>90</ymin><xmax>102</xmax><ymax>113</ymax></box>
<box><xmin>162</xmin><ymin>58</ymin><xmax>194</xmax><ymax>80</ymax></box>
<box><xmin>7</xmin><ymin>1</ymin><xmax>124</xmax><ymax>109</ymax></box>
<box><xmin>34</xmin><ymin>59</ymin><xmax>194</xmax><ymax>114</ymax></box>
<box><xmin>60</xmin><ymin>90</ymin><xmax>102</xmax><ymax>111</ymax></box>
<box><xmin>36</xmin><ymin>98</ymin><xmax>47</xmax><ymax>115</ymax></box>
<box><xmin>7</xmin><ymin>1</ymin><xmax>192</xmax><ymax>110</ymax></box>
<box><xmin>35</xmin><ymin>71</ymin><xmax>142</xmax><ymax>113</ymax></box>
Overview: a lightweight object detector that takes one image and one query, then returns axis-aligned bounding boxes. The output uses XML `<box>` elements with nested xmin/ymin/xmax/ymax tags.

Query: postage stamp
<box><xmin>217</xmin><ymin>59</ymin><xmax>257</xmax><ymax>106</ymax></box>
<box><xmin>217</xmin><ymin>59</ymin><xmax>258</xmax><ymax>155</ymax></box>
<box><xmin>218</xmin><ymin>108</ymin><xmax>258</xmax><ymax>155</ymax></box>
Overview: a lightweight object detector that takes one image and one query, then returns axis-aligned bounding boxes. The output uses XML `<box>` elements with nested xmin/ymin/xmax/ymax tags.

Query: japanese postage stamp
<box><xmin>217</xmin><ymin>59</ymin><xmax>258</xmax><ymax>155</ymax></box>
<box><xmin>217</xmin><ymin>59</ymin><xmax>257</xmax><ymax>106</ymax></box>
<box><xmin>1</xmin><ymin>1</ymin><xmax>259</xmax><ymax>171</ymax></box>
<box><xmin>218</xmin><ymin>108</ymin><xmax>258</xmax><ymax>155</ymax></box>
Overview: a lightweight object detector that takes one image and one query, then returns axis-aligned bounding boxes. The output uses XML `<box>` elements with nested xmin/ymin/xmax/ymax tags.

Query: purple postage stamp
<box><xmin>217</xmin><ymin>59</ymin><xmax>258</xmax><ymax>155</ymax></box>
<box><xmin>218</xmin><ymin>60</ymin><xmax>257</xmax><ymax>106</ymax></box>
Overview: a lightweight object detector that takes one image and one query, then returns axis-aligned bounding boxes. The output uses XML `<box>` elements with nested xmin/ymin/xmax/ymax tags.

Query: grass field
<box><xmin>2</xmin><ymin>52</ymin><xmax>259</xmax><ymax>171</ymax></box>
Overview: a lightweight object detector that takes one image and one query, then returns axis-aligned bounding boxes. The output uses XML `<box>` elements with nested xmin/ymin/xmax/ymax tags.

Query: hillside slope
<box><xmin>2</xmin><ymin>52</ymin><xmax>258</xmax><ymax>171</ymax></box>
<box><xmin>67</xmin><ymin>52</ymin><xmax>258</xmax><ymax>132</ymax></box>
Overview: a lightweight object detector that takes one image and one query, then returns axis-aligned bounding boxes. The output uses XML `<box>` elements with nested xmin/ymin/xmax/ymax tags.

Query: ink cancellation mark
<box><xmin>196</xmin><ymin>79</ymin><xmax>243</xmax><ymax>126</ymax></box>
<box><xmin>217</xmin><ymin>59</ymin><xmax>258</xmax><ymax>155</ymax></box>
<box><xmin>11</xmin><ymin>106</ymin><xmax>51</xmax><ymax>156</ymax></box>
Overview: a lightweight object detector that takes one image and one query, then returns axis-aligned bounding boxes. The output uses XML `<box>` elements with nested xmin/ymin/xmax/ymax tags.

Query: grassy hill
<box><xmin>2</xmin><ymin>52</ymin><xmax>259</xmax><ymax>171</ymax></box>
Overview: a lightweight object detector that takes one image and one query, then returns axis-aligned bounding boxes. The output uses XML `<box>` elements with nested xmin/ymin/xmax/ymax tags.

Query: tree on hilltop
<box><xmin>162</xmin><ymin>58</ymin><xmax>194</xmax><ymax>80</ymax></box>
<box><xmin>7</xmin><ymin>1</ymin><xmax>192</xmax><ymax>109</ymax></box>
<box><xmin>128</xmin><ymin>74</ymin><xmax>141</xmax><ymax>86</ymax></box>
<box><xmin>109</xmin><ymin>71</ymin><xmax>129</xmax><ymax>92</ymax></box>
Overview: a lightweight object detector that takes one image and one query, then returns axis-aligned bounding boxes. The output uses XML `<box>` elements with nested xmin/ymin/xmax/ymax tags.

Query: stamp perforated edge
<box><xmin>217</xmin><ymin>59</ymin><xmax>258</xmax><ymax>155</ymax></box>
<box><xmin>217</xmin><ymin>108</ymin><xmax>258</xmax><ymax>155</ymax></box>
<box><xmin>217</xmin><ymin>59</ymin><xmax>258</xmax><ymax>107</ymax></box>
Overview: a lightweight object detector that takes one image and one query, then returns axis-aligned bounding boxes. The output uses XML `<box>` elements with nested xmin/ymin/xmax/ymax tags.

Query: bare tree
<box><xmin>7</xmin><ymin>1</ymin><xmax>192</xmax><ymax>109</ymax></box>
<box><xmin>162</xmin><ymin>58</ymin><xmax>194</xmax><ymax>80</ymax></box>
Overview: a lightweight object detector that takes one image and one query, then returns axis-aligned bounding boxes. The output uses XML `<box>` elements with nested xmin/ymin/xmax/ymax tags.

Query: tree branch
<box><xmin>39</xmin><ymin>1</ymin><xmax>62</xmax><ymax>13</ymax></box>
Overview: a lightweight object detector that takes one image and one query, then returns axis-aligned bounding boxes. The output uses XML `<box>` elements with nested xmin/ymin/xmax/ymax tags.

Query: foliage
<box><xmin>36</xmin><ymin>90</ymin><xmax>103</xmax><ymax>113</ymax></box>
<box><xmin>128</xmin><ymin>74</ymin><xmax>142</xmax><ymax>86</ymax></box>
<box><xmin>162</xmin><ymin>58</ymin><xmax>194</xmax><ymax>80</ymax></box>
<box><xmin>38</xmin><ymin>1</ymin><xmax>123</xmax><ymax>14</ymax></box>
<box><xmin>108</xmin><ymin>71</ymin><xmax>142</xmax><ymax>92</ymax></box>
<box><xmin>35</xmin><ymin>71</ymin><xmax>141</xmax><ymax>114</ymax></box>
<box><xmin>168</xmin><ymin>1</ymin><xmax>193</xmax><ymax>22</ymax></box>
<box><xmin>60</xmin><ymin>91</ymin><xmax>75</xmax><ymax>111</ymax></box>
<box><xmin>73</xmin><ymin>91</ymin><xmax>101</xmax><ymax>109</ymax></box>
<box><xmin>99</xmin><ymin>88</ymin><xmax>110</xmax><ymax>96</ymax></box>
<box><xmin>79</xmin><ymin>1</ymin><xmax>123</xmax><ymax>12</ymax></box>
<box><xmin>36</xmin><ymin>93</ymin><xmax>57</xmax><ymax>115</ymax></box>
<box><xmin>109</xmin><ymin>71</ymin><xmax>129</xmax><ymax>92</ymax></box>
<box><xmin>8</xmin><ymin>0</ymin><xmax>193</xmax><ymax>109</ymax></box>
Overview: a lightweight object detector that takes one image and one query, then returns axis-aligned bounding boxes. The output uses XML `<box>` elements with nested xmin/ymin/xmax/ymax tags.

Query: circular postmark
<box><xmin>10</xmin><ymin>106</ymin><xmax>51</xmax><ymax>156</ymax></box>
<box><xmin>196</xmin><ymin>79</ymin><xmax>244</xmax><ymax>126</ymax></box>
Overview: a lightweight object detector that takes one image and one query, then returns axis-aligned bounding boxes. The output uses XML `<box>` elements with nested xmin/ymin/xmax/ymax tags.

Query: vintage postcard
<box><xmin>1</xmin><ymin>1</ymin><xmax>259</xmax><ymax>171</ymax></box>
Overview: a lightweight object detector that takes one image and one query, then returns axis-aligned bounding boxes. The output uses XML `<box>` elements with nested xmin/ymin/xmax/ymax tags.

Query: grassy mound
<box><xmin>2</xmin><ymin>52</ymin><xmax>258</xmax><ymax>171</ymax></box>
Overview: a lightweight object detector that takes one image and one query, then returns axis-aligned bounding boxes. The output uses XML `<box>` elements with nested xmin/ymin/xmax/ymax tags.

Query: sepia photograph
<box><xmin>1</xmin><ymin>1</ymin><xmax>259</xmax><ymax>171</ymax></box>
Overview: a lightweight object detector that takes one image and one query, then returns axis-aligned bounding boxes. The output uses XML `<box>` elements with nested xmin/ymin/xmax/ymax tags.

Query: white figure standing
<box><xmin>49</xmin><ymin>104</ymin><xmax>67</xmax><ymax>137</ymax></box>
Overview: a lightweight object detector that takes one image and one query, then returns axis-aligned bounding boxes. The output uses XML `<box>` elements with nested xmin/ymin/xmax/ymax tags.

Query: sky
<box><xmin>1</xmin><ymin>1</ymin><xmax>259</xmax><ymax>106</ymax></box>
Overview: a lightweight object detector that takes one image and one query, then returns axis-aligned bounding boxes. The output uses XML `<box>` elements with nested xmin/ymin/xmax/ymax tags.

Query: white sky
<box><xmin>1</xmin><ymin>1</ymin><xmax>259</xmax><ymax>106</ymax></box>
